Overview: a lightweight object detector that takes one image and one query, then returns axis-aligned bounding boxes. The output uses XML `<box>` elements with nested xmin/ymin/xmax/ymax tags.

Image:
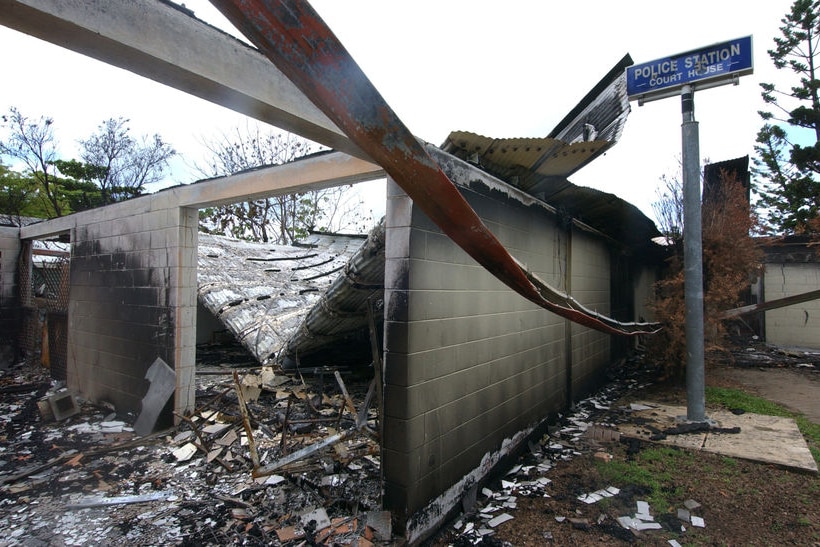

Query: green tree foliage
<box><xmin>50</xmin><ymin>159</ymin><xmax>106</xmax><ymax>211</ymax></box>
<box><xmin>0</xmin><ymin>107</ymin><xmax>65</xmax><ymax>217</ymax></box>
<box><xmin>754</xmin><ymin>0</ymin><xmax>820</xmax><ymax>234</ymax></box>
<box><xmin>197</xmin><ymin>125</ymin><xmax>368</xmax><ymax>243</ymax></box>
<box><xmin>0</xmin><ymin>163</ymin><xmax>38</xmax><ymax>224</ymax></box>
<box><xmin>80</xmin><ymin>117</ymin><xmax>175</xmax><ymax>204</ymax></box>
<box><xmin>0</xmin><ymin>109</ymin><xmax>176</xmax><ymax>219</ymax></box>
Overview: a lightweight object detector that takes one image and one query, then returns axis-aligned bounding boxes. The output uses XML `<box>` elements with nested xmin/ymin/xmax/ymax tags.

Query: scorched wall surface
<box><xmin>67</xmin><ymin>200</ymin><xmax>198</xmax><ymax>418</ymax></box>
<box><xmin>382</xmin><ymin>151</ymin><xmax>616</xmax><ymax>538</ymax></box>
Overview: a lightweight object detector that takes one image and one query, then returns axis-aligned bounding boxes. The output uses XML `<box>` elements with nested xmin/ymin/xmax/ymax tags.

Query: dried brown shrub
<box><xmin>648</xmin><ymin>170</ymin><xmax>763</xmax><ymax>379</ymax></box>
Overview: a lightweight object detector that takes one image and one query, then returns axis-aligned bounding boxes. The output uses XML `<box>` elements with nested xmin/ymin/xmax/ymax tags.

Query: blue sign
<box><xmin>627</xmin><ymin>36</ymin><xmax>753</xmax><ymax>101</ymax></box>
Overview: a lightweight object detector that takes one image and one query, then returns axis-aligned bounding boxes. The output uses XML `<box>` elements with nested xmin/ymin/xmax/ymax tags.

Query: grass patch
<box><xmin>706</xmin><ymin>386</ymin><xmax>820</xmax><ymax>466</ymax></box>
<box><xmin>595</xmin><ymin>446</ymin><xmax>685</xmax><ymax>511</ymax></box>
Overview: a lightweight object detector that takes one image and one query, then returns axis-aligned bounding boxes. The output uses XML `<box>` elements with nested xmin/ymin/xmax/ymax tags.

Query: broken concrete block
<box><xmin>366</xmin><ymin>510</ymin><xmax>392</xmax><ymax>540</ymax></box>
<box><xmin>677</xmin><ymin>508</ymin><xmax>690</xmax><ymax>522</ymax></box>
<box><xmin>134</xmin><ymin>358</ymin><xmax>175</xmax><ymax>436</ymax></box>
<box><xmin>37</xmin><ymin>399</ymin><xmax>54</xmax><ymax>421</ymax></box>
<box><xmin>594</xmin><ymin>451</ymin><xmax>613</xmax><ymax>463</ymax></box>
<box><xmin>48</xmin><ymin>391</ymin><xmax>80</xmax><ymax>421</ymax></box>
<box><xmin>683</xmin><ymin>498</ymin><xmax>701</xmax><ymax>510</ymax></box>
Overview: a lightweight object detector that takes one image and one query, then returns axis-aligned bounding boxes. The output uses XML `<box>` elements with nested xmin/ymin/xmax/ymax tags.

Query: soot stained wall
<box><xmin>382</xmin><ymin>150</ymin><xmax>616</xmax><ymax>541</ymax></box>
<box><xmin>68</xmin><ymin>202</ymin><xmax>197</xmax><ymax>417</ymax></box>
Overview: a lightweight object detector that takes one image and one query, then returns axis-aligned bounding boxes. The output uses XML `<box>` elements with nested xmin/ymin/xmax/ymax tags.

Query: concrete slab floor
<box><xmin>618</xmin><ymin>403</ymin><xmax>818</xmax><ymax>474</ymax></box>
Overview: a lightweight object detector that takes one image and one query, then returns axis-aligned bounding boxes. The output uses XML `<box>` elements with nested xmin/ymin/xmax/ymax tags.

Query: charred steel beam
<box><xmin>210</xmin><ymin>0</ymin><xmax>658</xmax><ymax>336</ymax></box>
<box><xmin>718</xmin><ymin>288</ymin><xmax>820</xmax><ymax>320</ymax></box>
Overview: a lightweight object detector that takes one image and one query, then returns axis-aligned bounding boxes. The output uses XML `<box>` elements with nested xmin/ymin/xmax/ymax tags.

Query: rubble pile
<box><xmin>723</xmin><ymin>334</ymin><xmax>820</xmax><ymax>369</ymax></box>
<box><xmin>0</xmin><ymin>361</ymin><xmax>386</xmax><ymax>546</ymax></box>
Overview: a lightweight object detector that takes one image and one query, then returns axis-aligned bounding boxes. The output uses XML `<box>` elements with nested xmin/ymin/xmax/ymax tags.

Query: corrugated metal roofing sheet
<box><xmin>197</xmin><ymin>230</ymin><xmax>367</xmax><ymax>364</ymax></box>
<box><xmin>440</xmin><ymin>54</ymin><xmax>659</xmax><ymax>248</ymax></box>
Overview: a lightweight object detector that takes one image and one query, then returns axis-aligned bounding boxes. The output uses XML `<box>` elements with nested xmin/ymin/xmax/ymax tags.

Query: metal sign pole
<box><xmin>628</xmin><ymin>36</ymin><xmax>752</xmax><ymax>423</ymax></box>
<box><xmin>681</xmin><ymin>85</ymin><xmax>705</xmax><ymax>422</ymax></box>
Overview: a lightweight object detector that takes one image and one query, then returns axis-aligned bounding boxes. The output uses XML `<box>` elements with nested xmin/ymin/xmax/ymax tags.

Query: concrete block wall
<box><xmin>763</xmin><ymin>263</ymin><xmax>820</xmax><ymax>349</ymax></box>
<box><xmin>569</xmin><ymin>231</ymin><xmax>611</xmax><ymax>397</ymax></box>
<box><xmin>67</xmin><ymin>196</ymin><xmax>198</xmax><ymax>418</ymax></box>
<box><xmin>382</xmin><ymin>150</ymin><xmax>620</xmax><ymax>540</ymax></box>
<box><xmin>0</xmin><ymin>227</ymin><xmax>21</xmax><ymax>357</ymax></box>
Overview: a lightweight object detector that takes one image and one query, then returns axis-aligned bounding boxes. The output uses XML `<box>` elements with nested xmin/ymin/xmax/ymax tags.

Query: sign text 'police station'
<box><xmin>627</xmin><ymin>36</ymin><xmax>753</xmax><ymax>101</ymax></box>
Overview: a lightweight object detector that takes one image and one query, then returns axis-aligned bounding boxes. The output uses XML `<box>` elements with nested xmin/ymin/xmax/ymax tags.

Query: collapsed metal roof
<box><xmin>441</xmin><ymin>54</ymin><xmax>659</xmax><ymax>249</ymax></box>
<box><xmin>197</xmin><ymin>229</ymin><xmax>369</xmax><ymax>365</ymax></box>
<box><xmin>197</xmin><ymin>55</ymin><xmax>662</xmax><ymax>370</ymax></box>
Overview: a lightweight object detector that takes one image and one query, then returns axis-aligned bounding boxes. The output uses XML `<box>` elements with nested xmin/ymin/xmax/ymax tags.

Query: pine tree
<box><xmin>754</xmin><ymin>0</ymin><xmax>820</xmax><ymax>234</ymax></box>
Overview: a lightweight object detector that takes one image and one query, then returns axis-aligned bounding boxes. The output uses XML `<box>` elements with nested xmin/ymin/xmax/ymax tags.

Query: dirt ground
<box><xmin>429</xmin><ymin>356</ymin><xmax>820</xmax><ymax>546</ymax></box>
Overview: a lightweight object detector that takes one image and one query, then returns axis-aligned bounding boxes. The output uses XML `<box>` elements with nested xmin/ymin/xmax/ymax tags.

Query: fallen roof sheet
<box><xmin>441</xmin><ymin>55</ymin><xmax>633</xmax><ymax>189</ymax></box>
<box><xmin>197</xmin><ymin>230</ymin><xmax>368</xmax><ymax>365</ymax></box>
<box><xmin>441</xmin><ymin>55</ymin><xmax>660</xmax><ymax>250</ymax></box>
<box><xmin>279</xmin><ymin>219</ymin><xmax>385</xmax><ymax>370</ymax></box>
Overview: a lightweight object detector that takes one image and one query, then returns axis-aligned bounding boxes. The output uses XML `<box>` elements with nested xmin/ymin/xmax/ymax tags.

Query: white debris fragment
<box><xmin>202</xmin><ymin>423</ymin><xmax>229</xmax><ymax>435</ymax></box>
<box><xmin>691</xmin><ymin>515</ymin><xmax>705</xmax><ymax>527</ymax></box>
<box><xmin>299</xmin><ymin>507</ymin><xmax>330</xmax><ymax>530</ymax></box>
<box><xmin>630</xmin><ymin>403</ymin><xmax>654</xmax><ymax>411</ymax></box>
<box><xmin>634</xmin><ymin>521</ymin><xmax>662</xmax><ymax>531</ymax></box>
<box><xmin>172</xmin><ymin>443</ymin><xmax>198</xmax><ymax>462</ymax></box>
<box><xmin>264</xmin><ymin>474</ymin><xmax>285</xmax><ymax>485</ymax></box>
<box><xmin>577</xmin><ymin>492</ymin><xmax>602</xmax><ymax>504</ymax></box>
<box><xmin>668</xmin><ymin>540</ymin><xmax>683</xmax><ymax>547</ymax></box>
<box><xmin>487</xmin><ymin>513</ymin><xmax>513</xmax><ymax>528</ymax></box>
<box><xmin>617</xmin><ymin>516</ymin><xmax>636</xmax><ymax>529</ymax></box>
<box><xmin>636</xmin><ymin>500</ymin><xmax>650</xmax><ymax>515</ymax></box>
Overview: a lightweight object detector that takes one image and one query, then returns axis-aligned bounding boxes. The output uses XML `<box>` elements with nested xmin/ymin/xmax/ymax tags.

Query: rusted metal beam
<box><xmin>210</xmin><ymin>0</ymin><xmax>658</xmax><ymax>336</ymax></box>
<box><xmin>718</xmin><ymin>288</ymin><xmax>820</xmax><ymax>319</ymax></box>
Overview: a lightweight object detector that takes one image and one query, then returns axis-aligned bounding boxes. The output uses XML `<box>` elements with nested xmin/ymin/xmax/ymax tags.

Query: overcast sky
<box><xmin>0</xmin><ymin>0</ymin><xmax>796</xmax><ymax>223</ymax></box>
